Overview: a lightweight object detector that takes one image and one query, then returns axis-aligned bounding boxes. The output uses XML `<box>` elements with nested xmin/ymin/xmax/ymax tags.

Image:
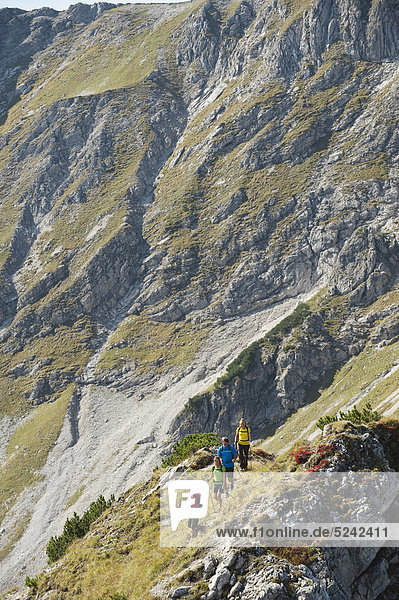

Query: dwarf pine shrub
<box><xmin>46</xmin><ymin>494</ymin><xmax>115</xmax><ymax>563</ymax></box>
<box><xmin>316</xmin><ymin>402</ymin><xmax>380</xmax><ymax>430</ymax></box>
<box><xmin>25</xmin><ymin>576</ymin><xmax>38</xmax><ymax>590</ymax></box>
<box><xmin>161</xmin><ymin>433</ymin><xmax>220</xmax><ymax>467</ymax></box>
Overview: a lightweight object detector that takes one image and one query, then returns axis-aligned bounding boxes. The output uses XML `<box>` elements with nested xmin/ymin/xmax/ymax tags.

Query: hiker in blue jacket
<box><xmin>217</xmin><ymin>436</ymin><xmax>238</xmax><ymax>494</ymax></box>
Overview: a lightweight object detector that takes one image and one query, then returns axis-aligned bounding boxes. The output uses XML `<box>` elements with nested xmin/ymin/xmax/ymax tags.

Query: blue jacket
<box><xmin>217</xmin><ymin>444</ymin><xmax>238</xmax><ymax>468</ymax></box>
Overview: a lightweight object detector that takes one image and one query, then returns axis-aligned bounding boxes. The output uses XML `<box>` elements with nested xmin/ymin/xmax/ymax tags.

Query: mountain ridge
<box><xmin>0</xmin><ymin>0</ymin><xmax>399</xmax><ymax>591</ymax></box>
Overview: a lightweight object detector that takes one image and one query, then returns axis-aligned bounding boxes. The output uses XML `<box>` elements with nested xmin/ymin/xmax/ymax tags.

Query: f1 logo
<box><xmin>167</xmin><ymin>480</ymin><xmax>209</xmax><ymax>531</ymax></box>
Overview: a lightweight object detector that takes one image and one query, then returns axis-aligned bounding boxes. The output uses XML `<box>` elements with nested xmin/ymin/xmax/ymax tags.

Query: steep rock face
<box><xmin>1</xmin><ymin>0</ymin><xmax>399</xmax><ymax>591</ymax></box>
<box><xmin>5</xmin><ymin>82</ymin><xmax>187</xmax><ymax>337</ymax></box>
<box><xmin>0</xmin><ymin>3</ymin><xmax>115</xmax><ymax>125</ymax></box>
<box><xmin>299</xmin><ymin>0</ymin><xmax>399</xmax><ymax>63</ymax></box>
<box><xmin>171</xmin><ymin>281</ymin><xmax>399</xmax><ymax>442</ymax></box>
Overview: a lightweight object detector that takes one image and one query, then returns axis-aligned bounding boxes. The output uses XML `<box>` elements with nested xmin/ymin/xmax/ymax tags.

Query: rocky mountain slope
<box><xmin>10</xmin><ymin>418</ymin><xmax>399</xmax><ymax>600</ymax></box>
<box><xmin>0</xmin><ymin>0</ymin><xmax>399</xmax><ymax>591</ymax></box>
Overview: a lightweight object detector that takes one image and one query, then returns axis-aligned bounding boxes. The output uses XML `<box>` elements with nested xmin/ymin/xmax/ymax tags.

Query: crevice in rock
<box><xmin>67</xmin><ymin>387</ymin><xmax>81</xmax><ymax>448</ymax></box>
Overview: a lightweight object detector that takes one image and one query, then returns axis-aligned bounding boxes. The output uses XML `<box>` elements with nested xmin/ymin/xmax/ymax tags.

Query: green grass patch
<box><xmin>363</xmin><ymin>368</ymin><xmax>399</xmax><ymax>413</ymax></box>
<box><xmin>344</xmin><ymin>152</ymin><xmax>389</xmax><ymax>182</ymax></box>
<box><xmin>363</xmin><ymin>285</ymin><xmax>399</xmax><ymax>314</ymax></box>
<box><xmin>0</xmin><ymin>385</ymin><xmax>75</xmax><ymax>522</ymax></box>
<box><xmin>0</xmin><ymin>375</ymin><xmax>36</xmax><ymax>417</ymax></box>
<box><xmin>246</xmin><ymin>152</ymin><xmax>323</xmax><ymax>207</ymax></box>
<box><xmin>21</xmin><ymin>4</ymin><xmax>196</xmax><ymax>110</ymax></box>
<box><xmin>0</xmin><ymin>511</ymin><xmax>32</xmax><ymax>562</ymax></box>
<box><xmin>0</xmin><ymin>318</ymin><xmax>93</xmax><ymax>418</ymax></box>
<box><xmin>34</xmin><ymin>474</ymin><xmax>203</xmax><ymax>600</ymax></box>
<box><xmin>97</xmin><ymin>315</ymin><xmax>209</xmax><ymax>375</ymax></box>
<box><xmin>325</xmin><ymin>341</ymin><xmax>399</xmax><ymax>409</ymax></box>
<box><xmin>64</xmin><ymin>486</ymin><xmax>86</xmax><ymax>511</ymax></box>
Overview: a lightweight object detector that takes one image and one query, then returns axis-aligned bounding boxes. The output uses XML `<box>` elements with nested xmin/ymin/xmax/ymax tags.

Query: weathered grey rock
<box><xmin>170</xmin><ymin>586</ymin><xmax>192</xmax><ymax>599</ymax></box>
<box><xmin>29</xmin><ymin>377</ymin><xmax>52</xmax><ymax>404</ymax></box>
<box><xmin>221</xmin><ymin>550</ymin><xmax>238</xmax><ymax>569</ymax></box>
<box><xmin>204</xmin><ymin>557</ymin><xmax>218</xmax><ymax>577</ymax></box>
<box><xmin>229</xmin><ymin>581</ymin><xmax>243</xmax><ymax>597</ymax></box>
<box><xmin>241</xmin><ymin>556</ymin><xmax>330</xmax><ymax>600</ymax></box>
<box><xmin>209</xmin><ymin>566</ymin><xmax>232</xmax><ymax>593</ymax></box>
<box><xmin>235</xmin><ymin>553</ymin><xmax>246</xmax><ymax>571</ymax></box>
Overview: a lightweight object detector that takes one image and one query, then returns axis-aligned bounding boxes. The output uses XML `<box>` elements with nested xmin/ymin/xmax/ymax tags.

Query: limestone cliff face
<box><xmin>0</xmin><ymin>0</ymin><xmax>399</xmax><ymax>591</ymax></box>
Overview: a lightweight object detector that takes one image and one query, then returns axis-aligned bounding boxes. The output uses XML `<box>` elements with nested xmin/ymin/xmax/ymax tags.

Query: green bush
<box><xmin>315</xmin><ymin>414</ymin><xmax>338</xmax><ymax>429</ymax></box>
<box><xmin>264</xmin><ymin>303</ymin><xmax>310</xmax><ymax>345</ymax></box>
<box><xmin>46</xmin><ymin>494</ymin><xmax>115</xmax><ymax>563</ymax></box>
<box><xmin>162</xmin><ymin>433</ymin><xmax>220</xmax><ymax>468</ymax></box>
<box><xmin>25</xmin><ymin>575</ymin><xmax>38</xmax><ymax>590</ymax></box>
<box><xmin>316</xmin><ymin>402</ymin><xmax>380</xmax><ymax>430</ymax></box>
<box><xmin>215</xmin><ymin>341</ymin><xmax>260</xmax><ymax>390</ymax></box>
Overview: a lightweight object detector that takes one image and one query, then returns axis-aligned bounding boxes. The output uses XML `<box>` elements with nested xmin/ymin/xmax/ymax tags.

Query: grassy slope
<box><xmin>97</xmin><ymin>316</ymin><xmax>210</xmax><ymax>374</ymax></box>
<box><xmin>27</xmin><ymin>474</ymin><xmax>204</xmax><ymax>600</ymax></box>
<box><xmin>21</xmin><ymin>417</ymin><xmax>399</xmax><ymax>600</ymax></box>
<box><xmin>0</xmin><ymin>385</ymin><xmax>75</xmax><ymax>523</ymax></box>
<box><xmin>16</xmin><ymin>470</ymin><xmax>314</xmax><ymax>599</ymax></box>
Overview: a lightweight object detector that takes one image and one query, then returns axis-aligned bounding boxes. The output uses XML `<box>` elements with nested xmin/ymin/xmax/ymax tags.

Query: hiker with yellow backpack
<box><xmin>235</xmin><ymin>418</ymin><xmax>252</xmax><ymax>471</ymax></box>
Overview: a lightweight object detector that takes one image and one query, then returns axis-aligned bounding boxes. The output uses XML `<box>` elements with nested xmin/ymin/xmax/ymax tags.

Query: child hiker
<box><xmin>209</xmin><ymin>456</ymin><xmax>226</xmax><ymax>509</ymax></box>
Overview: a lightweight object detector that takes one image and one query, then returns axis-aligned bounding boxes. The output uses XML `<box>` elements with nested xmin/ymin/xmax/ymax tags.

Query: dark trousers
<box><xmin>238</xmin><ymin>444</ymin><xmax>249</xmax><ymax>470</ymax></box>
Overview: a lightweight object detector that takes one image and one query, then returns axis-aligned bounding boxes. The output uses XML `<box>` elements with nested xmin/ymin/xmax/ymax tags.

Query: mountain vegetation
<box><xmin>0</xmin><ymin>0</ymin><xmax>398</xmax><ymax>596</ymax></box>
